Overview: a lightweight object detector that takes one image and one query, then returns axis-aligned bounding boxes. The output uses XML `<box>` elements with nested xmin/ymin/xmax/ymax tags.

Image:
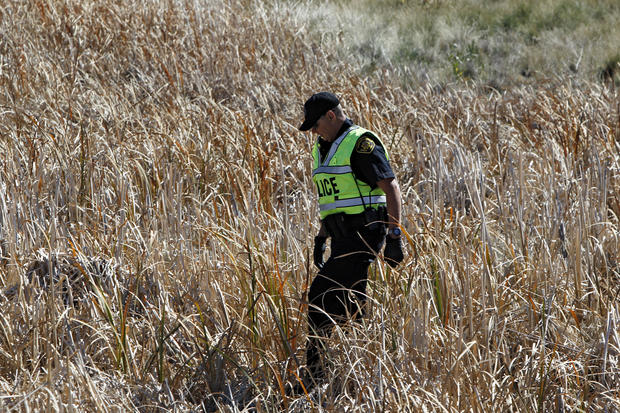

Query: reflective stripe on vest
<box><xmin>312</xmin><ymin>165</ymin><xmax>352</xmax><ymax>176</ymax></box>
<box><xmin>319</xmin><ymin>195</ymin><xmax>387</xmax><ymax>212</ymax></box>
<box><xmin>312</xmin><ymin>126</ymin><xmax>388</xmax><ymax>219</ymax></box>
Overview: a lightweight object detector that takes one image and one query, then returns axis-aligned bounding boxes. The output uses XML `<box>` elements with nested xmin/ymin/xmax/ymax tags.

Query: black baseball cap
<box><xmin>298</xmin><ymin>92</ymin><xmax>340</xmax><ymax>131</ymax></box>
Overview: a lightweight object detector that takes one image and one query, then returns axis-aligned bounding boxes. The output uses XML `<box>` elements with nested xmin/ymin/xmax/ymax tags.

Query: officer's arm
<box><xmin>317</xmin><ymin>221</ymin><xmax>328</xmax><ymax>238</ymax></box>
<box><xmin>377</xmin><ymin>177</ymin><xmax>401</xmax><ymax>231</ymax></box>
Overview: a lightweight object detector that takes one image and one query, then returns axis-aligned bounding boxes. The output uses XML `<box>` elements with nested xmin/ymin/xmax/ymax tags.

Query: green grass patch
<box><xmin>299</xmin><ymin>0</ymin><xmax>620</xmax><ymax>86</ymax></box>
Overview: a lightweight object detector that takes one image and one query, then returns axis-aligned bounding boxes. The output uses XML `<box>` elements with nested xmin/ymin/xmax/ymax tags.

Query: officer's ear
<box><xmin>326</xmin><ymin>110</ymin><xmax>334</xmax><ymax>121</ymax></box>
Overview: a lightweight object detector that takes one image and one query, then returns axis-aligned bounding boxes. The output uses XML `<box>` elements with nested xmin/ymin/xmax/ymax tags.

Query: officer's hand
<box><xmin>313</xmin><ymin>236</ymin><xmax>327</xmax><ymax>270</ymax></box>
<box><xmin>384</xmin><ymin>236</ymin><xmax>404</xmax><ymax>268</ymax></box>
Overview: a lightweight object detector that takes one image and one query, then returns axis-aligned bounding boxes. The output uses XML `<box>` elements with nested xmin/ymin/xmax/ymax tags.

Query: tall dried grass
<box><xmin>0</xmin><ymin>0</ymin><xmax>618</xmax><ymax>411</ymax></box>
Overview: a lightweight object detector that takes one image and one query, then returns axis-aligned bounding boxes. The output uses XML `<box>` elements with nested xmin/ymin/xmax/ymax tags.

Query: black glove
<box><xmin>313</xmin><ymin>236</ymin><xmax>327</xmax><ymax>270</ymax></box>
<box><xmin>384</xmin><ymin>236</ymin><xmax>404</xmax><ymax>268</ymax></box>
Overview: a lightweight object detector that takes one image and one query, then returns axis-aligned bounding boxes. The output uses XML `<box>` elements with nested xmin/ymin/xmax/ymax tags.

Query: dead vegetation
<box><xmin>0</xmin><ymin>0</ymin><xmax>618</xmax><ymax>411</ymax></box>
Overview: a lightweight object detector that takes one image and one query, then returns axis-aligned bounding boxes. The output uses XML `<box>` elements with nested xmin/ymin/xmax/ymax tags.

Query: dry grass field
<box><xmin>0</xmin><ymin>0</ymin><xmax>618</xmax><ymax>411</ymax></box>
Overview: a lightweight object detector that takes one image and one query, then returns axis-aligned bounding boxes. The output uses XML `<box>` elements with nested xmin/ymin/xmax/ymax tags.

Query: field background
<box><xmin>303</xmin><ymin>0</ymin><xmax>620</xmax><ymax>86</ymax></box>
<box><xmin>0</xmin><ymin>0</ymin><xmax>618</xmax><ymax>411</ymax></box>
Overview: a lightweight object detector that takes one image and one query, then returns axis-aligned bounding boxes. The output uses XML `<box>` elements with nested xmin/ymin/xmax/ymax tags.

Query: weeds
<box><xmin>302</xmin><ymin>0</ymin><xmax>620</xmax><ymax>86</ymax></box>
<box><xmin>0</xmin><ymin>0</ymin><xmax>618</xmax><ymax>411</ymax></box>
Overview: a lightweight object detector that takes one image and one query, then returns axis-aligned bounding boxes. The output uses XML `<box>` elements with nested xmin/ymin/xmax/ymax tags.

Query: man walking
<box><xmin>297</xmin><ymin>91</ymin><xmax>404</xmax><ymax>390</ymax></box>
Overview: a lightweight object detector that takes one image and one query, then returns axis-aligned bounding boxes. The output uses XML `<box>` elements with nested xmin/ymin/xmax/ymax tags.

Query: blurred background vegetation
<box><xmin>297</xmin><ymin>0</ymin><xmax>620</xmax><ymax>87</ymax></box>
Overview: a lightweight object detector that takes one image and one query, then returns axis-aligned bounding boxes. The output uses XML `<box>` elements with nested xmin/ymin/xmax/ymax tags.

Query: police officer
<box><xmin>298</xmin><ymin>91</ymin><xmax>404</xmax><ymax>388</ymax></box>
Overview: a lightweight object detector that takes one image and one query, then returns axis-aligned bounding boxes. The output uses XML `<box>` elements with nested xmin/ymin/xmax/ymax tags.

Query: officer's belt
<box><xmin>322</xmin><ymin>208</ymin><xmax>386</xmax><ymax>239</ymax></box>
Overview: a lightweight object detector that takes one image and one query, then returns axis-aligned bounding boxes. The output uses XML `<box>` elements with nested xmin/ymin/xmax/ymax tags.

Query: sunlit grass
<box><xmin>299</xmin><ymin>0</ymin><xmax>620</xmax><ymax>86</ymax></box>
<box><xmin>0</xmin><ymin>0</ymin><xmax>618</xmax><ymax>411</ymax></box>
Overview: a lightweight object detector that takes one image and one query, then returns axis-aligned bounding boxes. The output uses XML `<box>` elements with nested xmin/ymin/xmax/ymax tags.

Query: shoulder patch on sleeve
<box><xmin>355</xmin><ymin>137</ymin><xmax>376</xmax><ymax>154</ymax></box>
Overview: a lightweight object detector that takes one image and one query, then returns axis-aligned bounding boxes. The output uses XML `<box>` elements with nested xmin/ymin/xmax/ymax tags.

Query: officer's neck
<box><xmin>321</xmin><ymin>118</ymin><xmax>353</xmax><ymax>142</ymax></box>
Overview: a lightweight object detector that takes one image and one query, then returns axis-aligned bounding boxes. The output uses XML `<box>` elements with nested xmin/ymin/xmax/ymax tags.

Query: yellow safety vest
<box><xmin>312</xmin><ymin>126</ymin><xmax>388</xmax><ymax>219</ymax></box>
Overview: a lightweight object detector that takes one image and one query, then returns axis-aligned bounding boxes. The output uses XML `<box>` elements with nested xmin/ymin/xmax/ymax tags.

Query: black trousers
<box><xmin>305</xmin><ymin>225</ymin><xmax>386</xmax><ymax>380</ymax></box>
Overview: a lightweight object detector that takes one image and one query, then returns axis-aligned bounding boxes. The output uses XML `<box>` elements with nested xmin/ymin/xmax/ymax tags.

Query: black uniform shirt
<box><xmin>317</xmin><ymin>119</ymin><xmax>395</xmax><ymax>188</ymax></box>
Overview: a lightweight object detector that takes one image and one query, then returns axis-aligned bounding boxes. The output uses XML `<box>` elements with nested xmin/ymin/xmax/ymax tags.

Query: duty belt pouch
<box><xmin>363</xmin><ymin>207</ymin><xmax>387</xmax><ymax>231</ymax></box>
